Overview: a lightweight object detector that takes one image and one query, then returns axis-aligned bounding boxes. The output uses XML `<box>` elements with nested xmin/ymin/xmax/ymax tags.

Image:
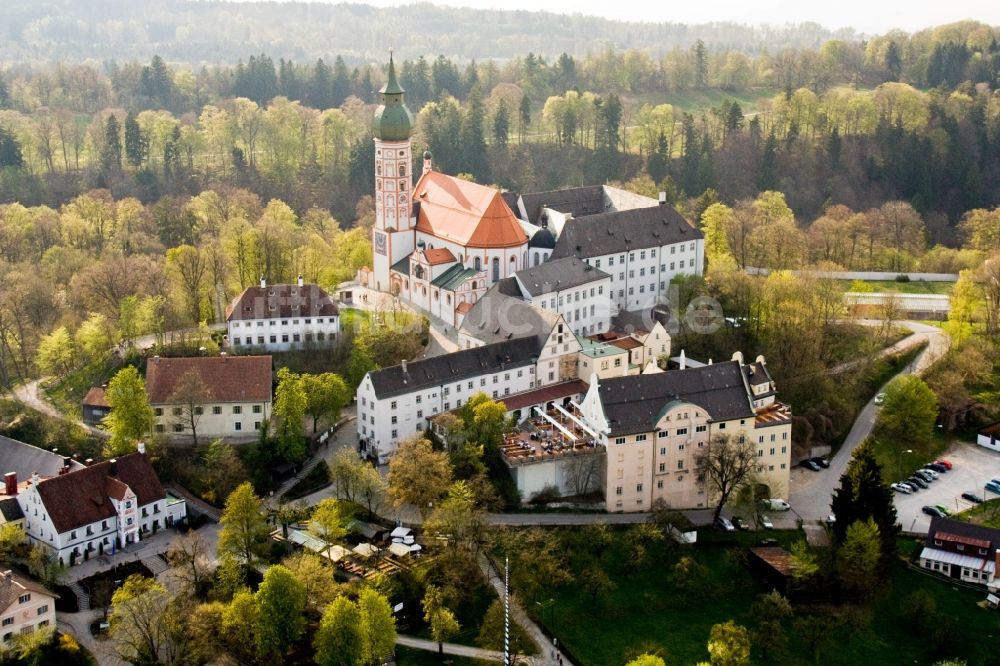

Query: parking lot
<box><xmin>892</xmin><ymin>442</ymin><xmax>1000</xmax><ymax>533</ymax></box>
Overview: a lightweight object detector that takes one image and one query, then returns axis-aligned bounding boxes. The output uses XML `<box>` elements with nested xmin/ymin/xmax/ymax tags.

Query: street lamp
<box><xmin>897</xmin><ymin>449</ymin><xmax>913</xmax><ymax>479</ymax></box>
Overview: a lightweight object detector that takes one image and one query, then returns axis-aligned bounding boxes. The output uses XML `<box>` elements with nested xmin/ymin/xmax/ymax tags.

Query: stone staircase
<box><xmin>68</xmin><ymin>581</ymin><xmax>90</xmax><ymax>612</ymax></box>
<box><xmin>141</xmin><ymin>555</ymin><xmax>169</xmax><ymax>577</ymax></box>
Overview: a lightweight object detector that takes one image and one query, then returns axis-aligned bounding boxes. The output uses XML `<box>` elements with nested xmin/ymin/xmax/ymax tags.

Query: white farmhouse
<box><xmin>226</xmin><ymin>276</ymin><xmax>340</xmax><ymax>352</ymax></box>
<box><xmin>14</xmin><ymin>450</ymin><xmax>185</xmax><ymax>566</ymax></box>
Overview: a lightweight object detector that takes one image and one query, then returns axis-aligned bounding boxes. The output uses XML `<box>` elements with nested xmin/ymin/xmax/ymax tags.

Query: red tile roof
<box><xmin>82</xmin><ymin>386</ymin><xmax>109</xmax><ymax>408</ymax></box>
<box><xmin>34</xmin><ymin>453</ymin><xmax>165</xmax><ymax>534</ymax></box>
<box><xmin>935</xmin><ymin>531</ymin><xmax>991</xmax><ymax>548</ymax></box>
<box><xmin>455</xmin><ymin>301</ymin><xmax>475</xmax><ymax>314</ymax></box>
<box><xmin>423</xmin><ymin>247</ymin><xmax>457</xmax><ymax>265</ymax></box>
<box><xmin>146</xmin><ymin>356</ymin><xmax>272</xmax><ymax>404</ymax></box>
<box><xmin>609</xmin><ymin>337</ymin><xmax>644</xmax><ymax>351</ymax></box>
<box><xmin>225</xmin><ymin>282</ymin><xmax>339</xmax><ymax>321</ymax></box>
<box><xmin>413</xmin><ymin>171</ymin><xmax>528</xmax><ymax>249</ymax></box>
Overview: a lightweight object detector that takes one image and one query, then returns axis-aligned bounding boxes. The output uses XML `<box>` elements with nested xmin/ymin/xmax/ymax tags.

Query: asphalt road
<box><xmin>789</xmin><ymin>321</ymin><xmax>950</xmax><ymax>522</ymax></box>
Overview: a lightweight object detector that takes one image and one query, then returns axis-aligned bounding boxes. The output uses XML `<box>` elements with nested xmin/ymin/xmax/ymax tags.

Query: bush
<box><xmin>895</xmin><ymin>274</ymin><xmax>911</xmax><ymax>282</ymax></box>
<box><xmin>529</xmin><ymin>484</ymin><xmax>561</xmax><ymax>505</ymax></box>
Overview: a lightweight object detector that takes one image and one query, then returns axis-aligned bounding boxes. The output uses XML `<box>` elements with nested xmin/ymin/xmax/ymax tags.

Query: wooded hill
<box><xmin>4</xmin><ymin>0</ymin><xmax>858</xmax><ymax>64</ymax></box>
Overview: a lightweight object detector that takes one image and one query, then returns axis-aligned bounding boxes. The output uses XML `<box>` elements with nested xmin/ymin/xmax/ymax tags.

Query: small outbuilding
<box><xmin>977</xmin><ymin>422</ymin><xmax>1000</xmax><ymax>453</ymax></box>
<box><xmin>81</xmin><ymin>386</ymin><xmax>111</xmax><ymax>425</ymax></box>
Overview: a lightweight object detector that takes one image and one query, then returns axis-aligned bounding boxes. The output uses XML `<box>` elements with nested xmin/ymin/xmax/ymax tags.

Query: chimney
<box><xmin>297</xmin><ymin>274</ymin><xmax>304</xmax><ymax>288</ymax></box>
<box><xmin>401</xmin><ymin>359</ymin><xmax>408</xmax><ymax>375</ymax></box>
<box><xmin>260</xmin><ymin>275</ymin><xmax>266</xmax><ymax>289</ymax></box>
<box><xmin>109</xmin><ymin>459</ymin><xmax>118</xmax><ymax>476</ymax></box>
<box><xmin>659</xmin><ymin>191</ymin><xmax>667</xmax><ymax>205</ymax></box>
<box><xmin>423</xmin><ymin>149</ymin><xmax>433</xmax><ymax>174</ymax></box>
<box><xmin>31</xmin><ymin>472</ymin><xmax>39</xmax><ymax>487</ymax></box>
<box><xmin>138</xmin><ymin>441</ymin><xmax>146</xmax><ymax>456</ymax></box>
<box><xmin>62</xmin><ymin>456</ymin><xmax>71</xmax><ymax>469</ymax></box>
<box><xmin>4</xmin><ymin>473</ymin><xmax>16</xmax><ymax>497</ymax></box>
<box><xmin>679</xmin><ymin>349</ymin><xmax>686</xmax><ymax>370</ymax></box>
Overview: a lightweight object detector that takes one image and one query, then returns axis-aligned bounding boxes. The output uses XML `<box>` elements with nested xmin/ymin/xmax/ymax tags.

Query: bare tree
<box><xmin>696</xmin><ymin>433</ymin><xmax>759</xmax><ymax>523</ymax></box>
<box><xmin>168</xmin><ymin>369</ymin><xmax>212</xmax><ymax>446</ymax></box>
<box><xmin>564</xmin><ymin>455</ymin><xmax>601</xmax><ymax>497</ymax></box>
<box><xmin>165</xmin><ymin>532</ymin><xmax>212</xmax><ymax>595</ymax></box>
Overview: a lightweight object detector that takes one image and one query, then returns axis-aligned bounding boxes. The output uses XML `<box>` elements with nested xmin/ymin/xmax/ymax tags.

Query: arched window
<box><xmin>474</xmin><ymin>257</ymin><xmax>481</xmax><ymax>271</ymax></box>
<box><xmin>471</xmin><ymin>281</ymin><xmax>477</xmax><ymax>290</ymax></box>
<box><xmin>492</xmin><ymin>257</ymin><xmax>500</xmax><ymax>282</ymax></box>
<box><xmin>533</xmin><ymin>252</ymin><xmax>540</xmax><ymax>266</ymax></box>
<box><xmin>399</xmin><ymin>164</ymin><xmax>406</xmax><ymax>177</ymax></box>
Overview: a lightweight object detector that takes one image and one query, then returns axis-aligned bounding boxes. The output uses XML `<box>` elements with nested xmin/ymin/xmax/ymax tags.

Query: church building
<box><xmin>370</xmin><ymin>56</ymin><xmax>530</xmax><ymax>327</ymax></box>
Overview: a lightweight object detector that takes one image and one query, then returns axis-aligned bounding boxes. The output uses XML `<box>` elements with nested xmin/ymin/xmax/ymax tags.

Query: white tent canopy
<box><xmin>390</xmin><ymin>526</ymin><xmax>412</xmax><ymax>539</ymax></box>
<box><xmin>388</xmin><ymin>542</ymin><xmax>411</xmax><ymax>558</ymax></box>
<box><xmin>353</xmin><ymin>543</ymin><xmax>379</xmax><ymax>558</ymax></box>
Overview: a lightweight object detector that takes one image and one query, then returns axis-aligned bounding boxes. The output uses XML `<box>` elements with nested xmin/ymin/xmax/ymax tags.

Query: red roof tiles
<box><xmin>82</xmin><ymin>386</ymin><xmax>109</xmax><ymax>408</ymax></box>
<box><xmin>413</xmin><ymin>171</ymin><xmax>527</xmax><ymax>249</ymax></box>
<box><xmin>34</xmin><ymin>453</ymin><xmax>164</xmax><ymax>534</ymax></box>
<box><xmin>145</xmin><ymin>356</ymin><xmax>272</xmax><ymax>404</ymax></box>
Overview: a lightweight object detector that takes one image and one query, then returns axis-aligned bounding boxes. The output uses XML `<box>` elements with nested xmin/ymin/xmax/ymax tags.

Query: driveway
<box><xmin>892</xmin><ymin>442</ymin><xmax>1000</xmax><ymax>533</ymax></box>
<box><xmin>789</xmin><ymin>321</ymin><xmax>950</xmax><ymax>522</ymax></box>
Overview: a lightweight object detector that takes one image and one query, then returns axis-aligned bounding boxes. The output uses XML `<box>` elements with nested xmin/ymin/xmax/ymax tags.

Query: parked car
<box><xmin>914</xmin><ymin>470</ymin><xmax>936</xmax><ymax>483</ymax></box>
<box><xmin>934</xmin><ymin>459</ymin><xmax>954</xmax><ymax>470</ymax></box>
<box><xmin>801</xmin><ymin>459</ymin><xmax>822</xmax><ymax>472</ymax></box>
<box><xmin>922</xmin><ymin>506</ymin><xmax>945</xmax><ymax>517</ymax></box>
<box><xmin>809</xmin><ymin>456</ymin><xmax>831</xmax><ymax>469</ymax></box>
<box><xmin>986</xmin><ymin>481</ymin><xmax>1000</xmax><ymax>495</ymax></box>
<box><xmin>934</xmin><ymin>504</ymin><xmax>952</xmax><ymax>516</ymax></box>
<box><xmin>732</xmin><ymin>517</ymin><xmax>749</xmax><ymax>531</ymax></box>
<box><xmin>907</xmin><ymin>475</ymin><xmax>929</xmax><ymax>489</ymax></box>
<box><xmin>874</xmin><ymin>393</ymin><xmax>886</xmax><ymax>406</ymax></box>
<box><xmin>891</xmin><ymin>482</ymin><xmax>913</xmax><ymax>494</ymax></box>
<box><xmin>925</xmin><ymin>463</ymin><xmax>947</xmax><ymax>474</ymax></box>
<box><xmin>961</xmin><ymin>492</ymin><xmax>984</xmax><ymax>503</ymax></box>
<box><xmin>715</xmin><ymin>516</ymin><xmax>735</xmax><ymax>532</ymax></box>
<box><xmin>899</xmin><ymin>481</ymin><xmax>919</xmax><ymax>492</ymax></box>
<box><xmin>919</xmin><ymin>468</ymin><xmax>940</xmax><ymax>480</ymax></box>
<box><xmin>761</xmin><ymin>498</ymin><xmax>791</xmax><ymax>511</ymax></box>
<box><xmin>761</xmin><ymin>515</ymin><xmax>774</xmax><ymax>529</ymax></box>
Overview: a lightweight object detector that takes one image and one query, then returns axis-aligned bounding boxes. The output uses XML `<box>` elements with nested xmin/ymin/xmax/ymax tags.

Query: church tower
<box><xmin>372</xmin><ymin>54</ymin><xmax>415</xmax><ymax>293</ymax></box>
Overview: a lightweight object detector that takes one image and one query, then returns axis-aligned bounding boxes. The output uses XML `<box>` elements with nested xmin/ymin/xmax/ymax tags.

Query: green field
<box><xmin>629</xmin><ymin>87</ymin><xmax>780</xmax><ymax>114</ymax></box>
<box><xmin>530</xmin><ymin>529</ymin><xmax>997</xmax><ymax>666</ymax></box>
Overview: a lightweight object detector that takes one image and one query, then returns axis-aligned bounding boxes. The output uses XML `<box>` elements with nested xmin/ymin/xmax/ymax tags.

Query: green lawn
<box><xmin>836</xmin><ymin>279</ymin><xmax>955</xmax><ymax>295</ymax></box>
<box><xmin>954</xmin><ymin>498</ymin><xmax>1000</xmax><ymax>528</ymax></box>
<box><xmin>528</xmin><ymin>529</ymin><xmax>998</xmax><ymax>666</ymax></box>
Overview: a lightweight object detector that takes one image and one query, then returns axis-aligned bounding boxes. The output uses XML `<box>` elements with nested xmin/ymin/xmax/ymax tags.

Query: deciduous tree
<box><xmin>423</xmin><ymin>584</ymin><xmax>460</xmax><ymax>657</ymax></box>
<box><xmin>218</xmin><ymin>481</ymin><xmax>269</xmax><ymax>566</ymax></box>
<box><xmin>696</xmin><ymin>434</ymin><xmax>759</xmax><ymax>524</ymax></box>
<box><xmin>387</xmin><ymin>436</ymin><xmax>452</xmax><ymax>521</ymax></box>
<box><xmin>314</xmin><ymin>596</ymin><xmax>363</xmax><ymax>666</ymax></box>
<box><xmin>254</xmin><ymin>564</ymin><xmax>306</xmax><ymax>660</ymax></box>
<box><xmin>103</xmin><ymin>365</ymin><xmax>153</xmax><ymax>457</ymax></box>
<box><xmin>707</xmin><ymin>620</ymin><xmax>751</xmax><ymax>666</ymax></box>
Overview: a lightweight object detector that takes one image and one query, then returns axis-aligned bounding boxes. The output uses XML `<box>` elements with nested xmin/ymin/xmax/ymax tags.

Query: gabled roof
<box><xmin>596</xmin><ymin>361</ymin><xmax>755</xmax><ymax>435</ymax></box>
<box><xmin>550</xmin><ymin>204</ymin><xmax>701</xmax><ymax>260</ymax></box>
<box><xmin>0</xmin><ymin>572</ymin><xmax>55</xmax><ymax>614</ymax></box>
<box><xmin>422</xmin><ymin>247</ymin><xmax>457</xmax><ymax>265</ymax></box>
<box><xmin>0</xmin><ymin>435</ymin><xmax>84</xmax><ymax>480</ymax></box>
<box><xmin>459</xmin><ymin>287</ymin><xmax>561</xmax><ymax>351</ymax></box>
<box><xmin>431</xmin><ymin>265</ymin><xmax>480</xmax><ymax>291</ymax></box>
<box><xmin>226</xmin><ymin>283</ymin><xmax>338</xmax><ymax>321</ymax></box>
<box><xmin>514</xmin><ymin>257</ymin><xmax>609</xmax><ymax>297</ymax></box>
<box><xmin>368</xmin><ymin>337</ymin><xmax>538</xmax><ymax>399</ymax></box>
<box><xmin>925</xmin><ymin>517</ymin><xmax>999</xmax><ymax>552</ymax></box>
<box><xmin>413</xmin><ymin>171</ymin><xmax>528</xmax><ymax>249</ymax></box>
<box><xmin>82</xmin><ymin>386</ymin><xmax>109</xmax><ymax>408</ymax></box>
<box><xmin>146</xmin><ymin>356</ymin><xmax>272</xmax><ymax>404</ymax></box>
<box><xmin>34</xmin><ymin>453</ymin><xmax>165</xmax><ymax>535</ymax></box>
<box><xmin>745</xmin><ymin>360</ymin><xmax>773</xmax><ymax>387</ymax></box>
